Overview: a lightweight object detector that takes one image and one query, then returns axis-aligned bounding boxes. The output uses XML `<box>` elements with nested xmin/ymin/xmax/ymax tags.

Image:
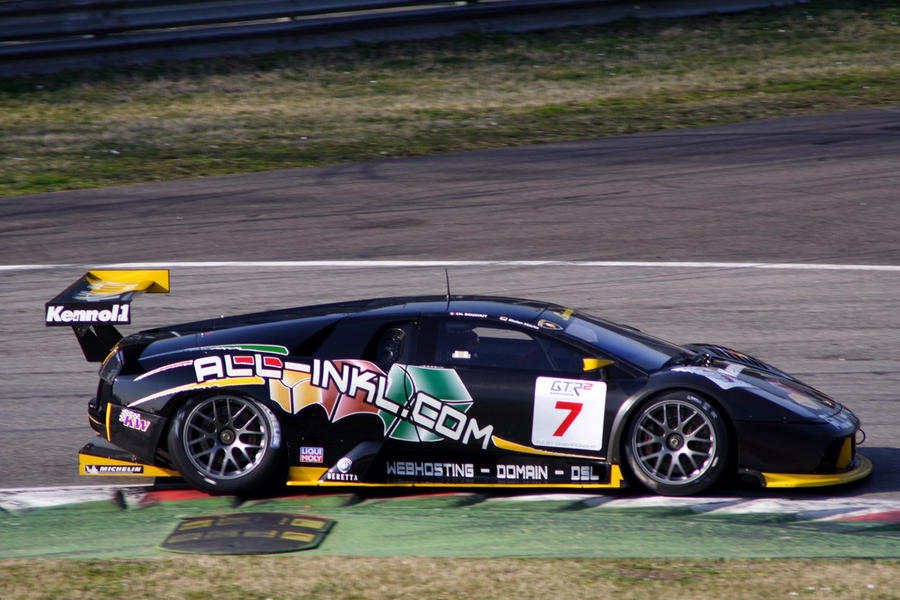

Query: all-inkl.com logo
<box><xmin>378</xmin><ymin>365</ymin><xmax>494</xmax><ymax>449</ymax></box>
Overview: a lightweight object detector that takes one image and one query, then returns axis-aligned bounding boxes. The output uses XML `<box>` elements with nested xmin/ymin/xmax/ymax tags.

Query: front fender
<box><xmin>605</xmin><ymin>372</ymin><xmax>721</xmax><ymax>464</ymax></box>
<box><xmin>605</xmin><ymin>370</ymin><xmax>819</xmax><ymax>464</ymax></box>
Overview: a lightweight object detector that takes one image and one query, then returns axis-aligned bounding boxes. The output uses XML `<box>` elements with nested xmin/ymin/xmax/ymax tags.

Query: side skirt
<box><xmin>286</xmin><ymin>464</ymin><xmax>626</xmax><ymax>489</ymax></box>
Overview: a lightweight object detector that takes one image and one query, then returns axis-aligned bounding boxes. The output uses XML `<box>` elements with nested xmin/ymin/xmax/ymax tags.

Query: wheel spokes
<box><xmin>182</xmin><ymin>395</ymin><xmax>270</xmax><ymax>480</ymax></box>
<box><xmin>631</xmin><ymin>399</ymin><xmax>718</xmax><ymax>485</ymax></box>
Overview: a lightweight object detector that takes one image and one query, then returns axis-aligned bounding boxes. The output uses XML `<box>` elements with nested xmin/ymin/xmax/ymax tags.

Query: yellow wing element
<box><xmin>86</xmin><ymin>270</ymin><xmax>170</xmax><ymax>295</ymax></box>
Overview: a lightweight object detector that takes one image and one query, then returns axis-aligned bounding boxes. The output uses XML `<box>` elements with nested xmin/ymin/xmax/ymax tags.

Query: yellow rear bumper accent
<box><xmin>761</xmin><ymin>454</ymin><xmax>872</xmax><ymax>488</ymax></box>
<box><xmin>286</xmin><ymin>466</ymin><xmax>330</xmax><ymax>484</ymax></box>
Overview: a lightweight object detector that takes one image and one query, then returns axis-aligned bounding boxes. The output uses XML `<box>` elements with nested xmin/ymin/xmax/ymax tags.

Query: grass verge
<box><xmin>1</xmin><ymin>493</ymin><xmax>898</xmax><ymax>598</ymax></box>
<box><xmin>1</xmin><ymin>557</ymin><xmax>898</xmax><ymax>600</ymax></box>
<box><xmin>1</xmin><ymin>0</ymin><xmax>898</xmax><ymax>196</ymax></box>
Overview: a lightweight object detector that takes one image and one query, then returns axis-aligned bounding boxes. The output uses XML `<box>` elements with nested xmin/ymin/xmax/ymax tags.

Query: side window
<box><xmin>543</xmin><ymin>337</ymin><xmax>588</xmax><ymax>373</ymax></box>
<box><xmin>364</xmin><ymin>322</ymin><xmax>417</xmax><ymax>372</ymax></box>
<box><xmin>436</xmin><ymin>320</ymin><xmax>585</xmax><ymax>372</ymax></box>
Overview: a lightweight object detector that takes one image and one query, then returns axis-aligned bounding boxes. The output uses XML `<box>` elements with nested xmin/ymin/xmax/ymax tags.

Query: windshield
<box><xmin>561</xmin><ymin>313</ymin><xmax>685</xmax><ymax>371</ymax></box>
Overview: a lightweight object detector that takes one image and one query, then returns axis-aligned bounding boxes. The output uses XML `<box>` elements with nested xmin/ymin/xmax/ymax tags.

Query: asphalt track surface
<box><xmin>1</xmin><ymin>107</ymin><xmax>898</xmax><ymax>502</ymax></box>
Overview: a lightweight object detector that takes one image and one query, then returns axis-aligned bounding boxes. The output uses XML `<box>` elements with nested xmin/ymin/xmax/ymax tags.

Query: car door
<box><xmin>423</xmin><ymin>316</ymin><xmax>622</xmax><ymax>459</ymax></box>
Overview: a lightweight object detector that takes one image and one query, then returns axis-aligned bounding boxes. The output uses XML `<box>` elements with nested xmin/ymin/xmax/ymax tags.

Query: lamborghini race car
<box><xmin>46</xmin><ymin>270</ymin><xmax>871</xmax><ymax>496</ymax></box>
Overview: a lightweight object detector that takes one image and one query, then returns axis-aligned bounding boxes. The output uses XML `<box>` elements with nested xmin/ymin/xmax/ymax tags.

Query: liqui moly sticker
<box><xmin>300</xmin><ymin>446</ymin><xmax>324</xmax><ymax>463</ymax></box>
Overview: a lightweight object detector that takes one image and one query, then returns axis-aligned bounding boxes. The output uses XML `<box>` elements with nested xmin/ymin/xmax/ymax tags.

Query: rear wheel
<box><xmin>624</xmin><ymin>391</ymin><xmax>729</xmax><ymax>496</ymax></box>
<box><xmin>168</xmin><ymin>393</ymin><xmax>283</xmax><ymax>495</ymax></box>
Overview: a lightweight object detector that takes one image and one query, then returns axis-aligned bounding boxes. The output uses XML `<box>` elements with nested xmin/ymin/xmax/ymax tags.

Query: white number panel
<box><xmin>531</xmin><ymin>377</ymin><xmax>606</xmax><ymax>451</ymax></box>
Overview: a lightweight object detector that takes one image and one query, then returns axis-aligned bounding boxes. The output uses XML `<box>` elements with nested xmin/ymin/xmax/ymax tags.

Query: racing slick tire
<box><xmin>167</xmin><ymin>393</ymin><xmax>283</xmax><ymax>495</ymax></box>
<box><xmin>623</xmin><ymin>391</ymin><xmax>729</xmax><ymax>496</ymax></box>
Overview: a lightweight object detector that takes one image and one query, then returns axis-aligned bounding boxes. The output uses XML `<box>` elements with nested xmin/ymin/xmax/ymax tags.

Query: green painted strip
<box><xmin>203</xmin><ymin>344</ymin><xmax>289</xmax><ymax>355</ymax></box>
<box><xmin>0</xmin><ymin>494</ymin><xmax>897</xmax><ymax>559</ymax></box>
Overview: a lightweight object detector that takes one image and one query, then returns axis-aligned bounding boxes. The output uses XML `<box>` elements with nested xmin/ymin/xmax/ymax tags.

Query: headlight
<box><xmin>99</xmin><ymin>349</ymin><xmax>124</xmax><ymax>384</ymax></box>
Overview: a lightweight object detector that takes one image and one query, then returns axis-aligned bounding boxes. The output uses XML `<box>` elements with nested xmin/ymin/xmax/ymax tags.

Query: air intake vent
<box><xmin>683</xmin><ymin>343</ymin><xmax>791</xmax><ymax>378</ymax></box>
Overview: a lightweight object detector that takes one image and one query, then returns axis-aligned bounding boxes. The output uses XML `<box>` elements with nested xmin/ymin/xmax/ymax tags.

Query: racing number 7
<box><xmin>553</xmin><ymin>400</ymin><xmax>583</xmax><ymax>437</ymax></box>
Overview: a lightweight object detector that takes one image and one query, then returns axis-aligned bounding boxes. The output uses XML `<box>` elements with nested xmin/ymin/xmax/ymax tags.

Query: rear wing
<box><xmin>46</xmin><ymin>270</ymin><xmax>170</xmax><ymax>362</ymax></box>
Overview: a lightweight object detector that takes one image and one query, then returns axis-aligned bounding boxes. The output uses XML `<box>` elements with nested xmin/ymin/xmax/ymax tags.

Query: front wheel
<box><xmin>167</xmin><ymin>393</ymin><xmax>283</xmax><ymax>495</ymax></box>
<box><xmin>623</xmin><ymin>391</ymin><xmax>729</xmax><ymax>496</ymax></box>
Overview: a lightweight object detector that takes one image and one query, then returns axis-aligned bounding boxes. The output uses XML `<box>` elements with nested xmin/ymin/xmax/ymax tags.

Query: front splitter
<box><xmin>759</xmin><ymin>454</ymin><xmax>873</xmax><ymax>489</ymax></box>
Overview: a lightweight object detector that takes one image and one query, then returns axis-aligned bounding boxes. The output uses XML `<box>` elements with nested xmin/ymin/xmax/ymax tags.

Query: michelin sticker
<box><xmin>532</xmin><ymin>377</ymin><xmax>606</xmax><ymax>451</ymax></box>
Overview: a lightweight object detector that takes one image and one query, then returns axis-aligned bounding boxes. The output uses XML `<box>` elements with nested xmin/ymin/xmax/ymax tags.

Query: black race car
<box><xmin>47</xmin><ymin>270</ymin><xmax>871</xmax><ymax>496</ymax></box>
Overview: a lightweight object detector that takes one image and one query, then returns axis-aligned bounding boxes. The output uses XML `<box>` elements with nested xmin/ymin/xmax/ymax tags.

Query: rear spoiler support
<box><xmin>71</xmin><ymin>323</ymin><xmax>126</xmax><ymax>363</ymax></box>
<box><xmin>46</xmin><ymin>270</ymin><xmax>170</xmax><ymax>362</ymax></box>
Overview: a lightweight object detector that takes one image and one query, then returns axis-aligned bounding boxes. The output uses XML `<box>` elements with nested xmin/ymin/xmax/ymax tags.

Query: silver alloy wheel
<box><xmin>629</xmin><ymin>398</ymin><xmax>718</xmax><ymax>485</ymax></box>
<box><xmin>182</xmin><ymin>394</ymin><xmax>269</xmax><ymax>481</ymax></box>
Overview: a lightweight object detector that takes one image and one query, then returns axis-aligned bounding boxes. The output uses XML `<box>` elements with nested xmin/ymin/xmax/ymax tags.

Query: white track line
<box><xmin>0</xmin><ymin>484</ymin><xmax>147</xmax><ymax>511</ymax></box>
<box><xmin>3</xmin><ymin>261</ymin><xmax>900</xmax><ymax>272</ymax></box>
<box><xmin>2</xmin><ymin>486</ymin><xmax>897</xmax><ymax>518</ymax></box>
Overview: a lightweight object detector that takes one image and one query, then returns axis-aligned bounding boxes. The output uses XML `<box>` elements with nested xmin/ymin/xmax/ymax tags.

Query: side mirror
<box><xmin>583</xmin><ymin>357</ymin><xmax>614</xmax><ymax>372</ymax></box>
